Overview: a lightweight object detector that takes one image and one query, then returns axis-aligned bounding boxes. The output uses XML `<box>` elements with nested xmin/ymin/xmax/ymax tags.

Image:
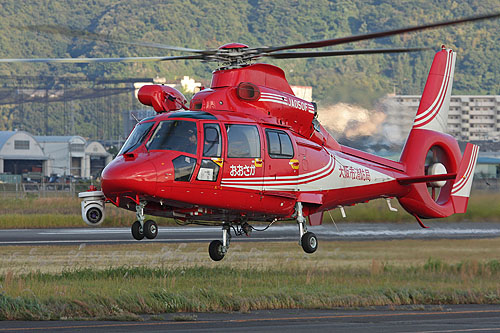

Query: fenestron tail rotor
<box><xmin>425</xmin><ymin>146</ymin><xmax>449</xmax><ymax>202</ymax></box>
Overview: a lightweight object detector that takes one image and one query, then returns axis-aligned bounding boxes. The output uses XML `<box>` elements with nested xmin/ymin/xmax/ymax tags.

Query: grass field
<box><xmin>0</xmin><ymin>191</ymin><xmax>498</xmax><ymax>320</ymax></box>
<box><xmin>0</xmin><ymin>190</ymin><xmax>499</xmax><ymax>229</ymax></box>
<box><xmin>1</xmin><ymin>239</ymin><xmax>500</xmax><ymax>320</ymax></box>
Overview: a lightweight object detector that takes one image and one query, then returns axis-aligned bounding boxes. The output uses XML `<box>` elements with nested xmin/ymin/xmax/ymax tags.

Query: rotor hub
<box><xmin>218</xmin><ymin>43</ymin><xmax>249</xmax><ymax>50</ymax></box>
<box><xmin>206</xmin><ymin>44</ymin><xmax>260</xmax><ymax>69</ymax></box>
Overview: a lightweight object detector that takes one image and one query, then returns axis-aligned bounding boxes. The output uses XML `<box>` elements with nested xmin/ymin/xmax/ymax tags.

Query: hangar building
<box><xmin>0</xmin><ymin>131</ymin><xmax>49</xmax><ymax>177</ymax></box>
<box><xmin>34</xmin><ymin>136</ymin><xmax>112</xmax><ymax>178</ymax></box>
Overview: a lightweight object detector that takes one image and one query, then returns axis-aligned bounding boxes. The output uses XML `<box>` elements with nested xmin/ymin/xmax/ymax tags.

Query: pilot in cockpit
<box><xmin>185</xmin><ymin>129</ymin><xmax>197</xmax><ymax>155</ymax></box>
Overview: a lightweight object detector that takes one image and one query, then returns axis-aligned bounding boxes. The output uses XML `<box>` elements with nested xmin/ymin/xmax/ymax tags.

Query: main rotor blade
<box><xmin>264</xmin><ymin>12</ymin><xmax>500</xmax><ymax>53</ymax></box>
<box><xmin>265</xmin><ymin>47</ymin><xmax>431</xmax><ymax>59</ymax></box>
<box><xmin>0</xmin><ymin>55</ymin><xmax>205</xmax><ymax>64</ymax></box>
<box><xmin>20</xmin><ymin>25</ymin><xmax>211</xmax><ymax>55</ymax></box>
<box><xmin>0</xmin><ymin>87</ymin><xmax>133</xmax><ymax>105</ymax></box>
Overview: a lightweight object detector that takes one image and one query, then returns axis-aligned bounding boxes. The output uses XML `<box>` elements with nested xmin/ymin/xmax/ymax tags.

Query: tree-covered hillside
<box><xmin>0</xmin><ymin>0</ymin><xmax>498</xmax><ymax>139</ymax></box>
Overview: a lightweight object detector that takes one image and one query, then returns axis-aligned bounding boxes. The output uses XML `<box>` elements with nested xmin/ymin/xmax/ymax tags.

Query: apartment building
<box><xmin>385</xmin><ymin>95</ymin><xmax>500</xmax><ymax>142</ymax></box>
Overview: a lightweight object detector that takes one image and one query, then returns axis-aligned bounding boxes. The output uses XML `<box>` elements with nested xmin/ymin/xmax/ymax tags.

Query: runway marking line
<box><xmin>0</xmin><ymin>238</ymin><xmax>290</xmax><ymax>246</ymax></box>
<box><xmin>1</xmin><ymin>309</ymin><xmax>500</xmax><ymax>331</ymax></box>
<box><xmin>415</xmin><ymin>328</ymin><xmax>500</xmax><ymax>332</ymax></box>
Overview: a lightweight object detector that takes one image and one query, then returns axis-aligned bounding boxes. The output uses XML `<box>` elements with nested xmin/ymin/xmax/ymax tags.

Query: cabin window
<box><xmin>265</xmin><ymin>129</ymin><xmax>294</xmax><ymax>159</ymax></box>
<box><xmin>226</xmin><ymin>124</ymin><xmax>260</xmax><ymax>158</ymax></box>
<box><xmin>118</xmin><ymin>121</ymin><xmax>154</xmax><ymax>155</ymax></box>
<box><xmin>172</xmin><ymin>155</ymin><xmax>196</xmax><ymax>181</ymax></box>
<box><xmin>196</xmin><ymin>159</ymin><xmax>220</xmax><ymax>182</ymax></box>
<box><xmin>147</xmin><ymin>120</ymin><xmax>197</xmax><ymax>155</ymax></box>
<box><xmin>203</xmin><ymin>123</ymin><xmax>221</xmax><ymax>158</ymax></box>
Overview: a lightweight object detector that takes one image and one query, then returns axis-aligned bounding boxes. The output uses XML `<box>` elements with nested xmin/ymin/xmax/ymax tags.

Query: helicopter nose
<box><xmin>101</xmin><ymin>156</ymin><xmax>157</xmax><ymax>196</ymax></box>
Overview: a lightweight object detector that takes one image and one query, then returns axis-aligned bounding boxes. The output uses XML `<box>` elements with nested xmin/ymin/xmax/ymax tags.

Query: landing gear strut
<box><xmin>296</xmin><ymin>202</ymin><xmax>318</xmax><ymax>254</ymax></box>
<box><xmin>131</xmin><ymin>201</ymin><xmax>158</xmax><ymax>240</ymax></box>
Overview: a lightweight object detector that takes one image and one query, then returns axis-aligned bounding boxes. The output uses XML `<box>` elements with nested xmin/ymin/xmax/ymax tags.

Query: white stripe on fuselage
<box><xmin>260</xmin><ymin>92</ymin><xmax>315</xmax><ymax>113</ymax></box>
<box><xmin>221</xmin><ymin>154</ymin><xmax>394</xmax><ymax>192</ymax></box>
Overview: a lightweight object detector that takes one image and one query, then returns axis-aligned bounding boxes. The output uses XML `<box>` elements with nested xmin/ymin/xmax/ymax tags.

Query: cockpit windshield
<box><xmin>147</xmin><ymin>120</ymin><xmax>198</xmax><ymax>155</ymax></box>
<box><xmin>118</xmin><ymin>121</ymin><xmax>155</xmax><ymax>155</ymax></box>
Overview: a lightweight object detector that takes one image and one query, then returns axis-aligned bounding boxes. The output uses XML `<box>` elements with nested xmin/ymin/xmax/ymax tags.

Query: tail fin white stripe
<box><xmin>412</xmin><ymin>49</ymin><xmax>456</xmax><ymax>132</ymax></box>
<box><xmin>416</xmin><ymin>50</ymin><xmax>450</xmax><ymax>118</ymax></box>
<box><xmin>413</xmin><ymin>52</ymin><xmax>454</xmax><ymax>127</ymax></box>
<box><xmin>451</xmin><ymin>145</ymin><xmax>479</xmax><ymax>195</ymax></box>
<box><xmin>452</xmin><ymin>145</ymin><xmax>478</xmax><ymax>192</ymax></box>
<box><xmin>413</xmin><ymin>54</ymin><xmax>453</xmax><ymax>126</ymax></box>
<box><xmin>451</xmin><ymin>146</ymin><xmax>477</xmax><ymax>191</ymax></box>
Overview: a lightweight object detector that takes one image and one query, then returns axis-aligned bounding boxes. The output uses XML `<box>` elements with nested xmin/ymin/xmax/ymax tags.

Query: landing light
<box><xmin>236</xmin><ymin>82</ymin><xmax>260</xmax><ymax>101</ymax></box>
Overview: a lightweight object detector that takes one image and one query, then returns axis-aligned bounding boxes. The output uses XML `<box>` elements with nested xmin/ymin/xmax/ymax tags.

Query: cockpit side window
<box><xmin>118</xmin><ymin>121</ymin><xmax>155</xmax><ymax>155</ymax></box>
<box><xmin>226</xmin><ymin>124</ymin><xmax>261</xmax><ymax>158</ymax></box>
<box><xmin>203</xmin><ymin>123</ymin><xmax>221</xmax><ymax>158</ymax></box>
<box><xmin>147</xmin><ymin>120</ymin><xmax>197</xmax><ymax>155</ymax></box>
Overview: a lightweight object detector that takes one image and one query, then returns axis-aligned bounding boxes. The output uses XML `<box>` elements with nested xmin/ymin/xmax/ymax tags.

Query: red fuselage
<box><xmin>101</xmin><ymin>108</ymin><xmax>414</xmax><ymax>223</ymax></box>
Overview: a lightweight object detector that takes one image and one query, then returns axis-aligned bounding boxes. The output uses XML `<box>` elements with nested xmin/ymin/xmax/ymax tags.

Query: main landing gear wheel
<box><xmin>131</xmin><ymin>221</ymin><xmax>144</xmax><ymax>240</ymax></box>
<box><xmin>301</xmin><ymin>232</ymin><xmax>318</xmax><ymax>254</ymax></box>
<box><xmin>209</xmin><ymin>240</ymin><xmax>225</xmax><ymax>261</ymax></box>
<box><xmin>144</xmin><ymin>220</ymin><xmax>158</xmax><ymax>239</ymax></box>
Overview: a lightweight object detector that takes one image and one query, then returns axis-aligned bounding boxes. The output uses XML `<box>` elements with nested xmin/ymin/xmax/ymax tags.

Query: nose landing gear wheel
<box><xmin>301</xmin><ymin>232</ymin><xmax>318</xmax><ymax>254</ymax></box>
<box><xmin>131</xmin><ymin>221</ymin><xmax>144</xmax><ymax>240</ymax></box>
<box><xmin>144</xmin><ymin>220</ymin><xmax>158</xmax><ymax>239</ymax></box>
<box><xmin>208</xmin><ymin>240</ymin><xmax>225</xmax><ymax>261</ymax></box>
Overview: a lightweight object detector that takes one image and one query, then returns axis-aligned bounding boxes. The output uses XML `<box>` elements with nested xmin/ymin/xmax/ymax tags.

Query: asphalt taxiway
<box><xmin>2</xmin><ymin>305</ymin><xmax>500</xmax><ymax>332</ymax></box>
<box><xmin>1</xmin><ymin>221</ymin><xmax>500</xmax><ymax>246</ymax></box>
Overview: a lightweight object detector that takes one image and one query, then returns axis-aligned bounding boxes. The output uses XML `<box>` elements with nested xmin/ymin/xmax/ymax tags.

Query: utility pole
<box><xmin>44</xmin><ymin>86</ymin><xmax>49</xmax><ymax>135</ymax></box>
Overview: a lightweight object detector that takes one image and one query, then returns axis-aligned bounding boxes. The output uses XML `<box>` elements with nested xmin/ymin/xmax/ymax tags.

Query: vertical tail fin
<box><xmin>398</xmin><ymin>47</ymin><xmax>464</xmax><ymax>219</ymax></box>
<box><xmin>412</xmin><ymin>46</ymin><xmax>456</xmax><ymax>132</ymax></box>
<box><xmin>451</xmin><ymin>143</ymin><xmax>480</xmax><ymax>213</ymax></box>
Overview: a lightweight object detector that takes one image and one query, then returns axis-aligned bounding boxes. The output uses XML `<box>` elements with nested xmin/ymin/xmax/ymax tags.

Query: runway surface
<box><xmin>2</xmin><ymin>305</ymin><xmax>500</xmax><ymax>332</ymax></box>
<box><xmin>1</xmin><ymin>221</ymin><xmax>500</xmax><ymax>246</ymax></box>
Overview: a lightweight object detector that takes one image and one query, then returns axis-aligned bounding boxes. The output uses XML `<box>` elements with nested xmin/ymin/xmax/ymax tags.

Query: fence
<box><xmin>0</xmin><ymin>178</ymin><xmax>498</xmax><ymax>199</ymax></box>
<box><xmin>0</xmin><ymin>182</ymin><xmax>93</xmax><ymax>198</ymax></box>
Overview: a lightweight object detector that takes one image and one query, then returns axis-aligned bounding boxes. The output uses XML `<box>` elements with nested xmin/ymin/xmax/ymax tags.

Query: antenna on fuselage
<box><xmin>131</xmin><ymin>112</ymin><xmax>140</xmax><ymax>124</ymax></box>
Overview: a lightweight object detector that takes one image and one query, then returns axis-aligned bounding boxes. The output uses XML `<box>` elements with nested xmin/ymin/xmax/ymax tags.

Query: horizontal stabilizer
<box><xmin>397</xmin><ymin>173</ymin><xmax>456</xmax><ymax>185</ymax></box>
<box><xmin>451</xmin><ymin>143</ymin><xmax>479</xmax><ymax>213</ymax></box>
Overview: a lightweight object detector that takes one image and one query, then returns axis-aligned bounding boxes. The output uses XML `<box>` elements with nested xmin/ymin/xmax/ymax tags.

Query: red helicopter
<box><xmin>3</xmin><ymin>13</ymin><xmax>498</xmax><ymax>260</ymax></box>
